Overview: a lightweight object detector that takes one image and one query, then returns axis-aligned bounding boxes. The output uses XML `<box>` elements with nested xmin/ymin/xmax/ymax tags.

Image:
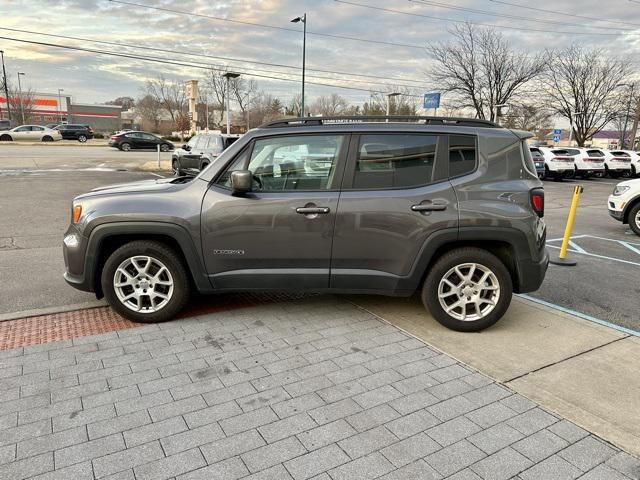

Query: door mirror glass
<box><xmin>230</xmin><ymin>170</ymin><xmax>252</xmax><ymax>194</ymax></box>
<box><xmin>182</xmin><ymin>144</ymin><xmax>190</xmax><ymax>151</ymax></box>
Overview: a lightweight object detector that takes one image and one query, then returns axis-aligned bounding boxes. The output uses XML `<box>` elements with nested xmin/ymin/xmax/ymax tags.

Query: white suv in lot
<box><xmin>573</xmin><ymin>148</ymin><xmax>606</xmax><ymax>179</ymax></box>
<box><xmin>606</xmin><ymin>150</ymin><xmax>640</xmax><ymax>177</ymax></box>
<box><xmin>608</xmin><ymin>178</ymin><xmax>640</xmax><ymax>235</ymax></box>
<box><xmin>602</xmin><ymin>150</ymin><xmax>633</xmax><ymax>178</ymax></box>
<box><xmin>529</xmin><ymin>146</ymin><xmax>575</xmax><ymax>180</ymax></box>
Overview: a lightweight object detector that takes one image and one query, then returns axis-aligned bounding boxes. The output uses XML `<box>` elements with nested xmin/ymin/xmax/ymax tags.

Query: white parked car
<box><xmin>602</xmin><ymin>150</ymin><xmax>633</xmax><ymax>178</ymax></box>
<box><xmin>608</xmin><ymin>178</ymin><xmax>640</xmax><ymax>235</ymax></box>
<box><xmin>529</xmin><ymin>146</ymin><xmax>575</xmax><ymax>180</ymax></box>
<box><xmin>0</xmin><ymin>125</ymin><xmax>62</xmax><ymax>142</ymax></box>
<box><xmin>573</xmin><ymin>148</ymin><xmax>606</xmax><ymax>179</ymax></box>
<box><xmin>605</xmin><ymin>150</ymin><xmax>639</xmax><ymax>178</ymax></box>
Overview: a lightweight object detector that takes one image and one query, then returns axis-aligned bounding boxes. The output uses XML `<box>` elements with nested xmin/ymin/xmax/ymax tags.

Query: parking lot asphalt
<box><xmin>530</xmin><ymin>177</ymin><xmax>640</xmax><ymax>331</ymax></box>
<box><xmin>0</xmin><ymin>144</ymin><xmax>172</xmax><ymax>171</ymax></box>
<box><xmin>0</xmin><ymin>169</ymin><xmax>162</xmax><ymax>316</ymax></box>
<box><xmin>0</xmin><ymin>147</ymin><xmax>638</xmax><ymax>333</ymax></box>
<box><xmin>1</xmin><ymin>296</ymin><xmax>638</xmax><ymax>480</ymax></box>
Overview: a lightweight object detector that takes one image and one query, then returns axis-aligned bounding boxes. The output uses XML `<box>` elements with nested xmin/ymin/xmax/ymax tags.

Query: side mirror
<box><xmin>230</xmin><ymin>170</ymin><xmax>252</xmax><ymax>194</ymax></box>
<box><xmin>182</xmin><ymin>144</ymin><xmax>190</xmax><ymax>151</ymax></box>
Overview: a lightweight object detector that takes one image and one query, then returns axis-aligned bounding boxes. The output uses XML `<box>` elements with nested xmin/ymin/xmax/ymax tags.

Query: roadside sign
<box><xmin>553</xmin><ymin>134</ymin><xmax>561</xmax><ymax>142</ymax></box>
<box><xmin>423</xmin><ymin>92</ymin><xmax>441</xmax><ymax>110</ymax></box>
<box><xmin>553</xmin><ymin>129</ymin><xmax>562</xmax><ymax>135</ymax></box>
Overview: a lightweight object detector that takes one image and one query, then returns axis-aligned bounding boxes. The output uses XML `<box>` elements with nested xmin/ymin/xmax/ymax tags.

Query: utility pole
<box><xmin>57</xmin><ymin>88</ymin><xmax>64</xmax><ymax>123</ymax></box>
<box><xmin>628</xmin><ymin>98</ymin><xmax>640</xmax><ymax>151</ymax></box>
<box><xmin>17</xmin><ymin>72</ymin><xmax>25</xmax><ymax>125</ymax></box>
<box><xmin>223</xmin><ymin>72</ymin><xmax>240</xmax><ymax>135</ymax></box>
<box><xmin>0</xmin><ymin>50</ymin><xmax>11</xmax><ymax>124</ymax></box>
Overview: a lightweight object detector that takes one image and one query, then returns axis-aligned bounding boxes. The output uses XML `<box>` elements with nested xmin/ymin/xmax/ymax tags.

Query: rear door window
<box><xmin>530</xmin><ymin>148</ymin><xmax>544</xmax><ymax>159</ymax></box>
<box><xmin>586</xmin><ymin>149</ymin><xmax>604</xmax><ymax>157</ymax></box>
<box><xmin>351</xmin><ymin>134</ymin><xmax>438</xmax><ymax>189</ymax></box>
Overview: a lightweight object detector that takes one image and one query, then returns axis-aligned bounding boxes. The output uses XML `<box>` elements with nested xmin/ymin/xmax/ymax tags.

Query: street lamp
<box><xmin>291</xmin><ymin>13</ymin><xmax>306</xmax><ymax>117</ymax></box>
<box><xmin>223</xmin><ymin>72</ymin><xmax>240</xmax><ymax>135</ymax></box>
<box><xmin>568</xmin><ymin>111</ymin><xmax>585</xmax><ymax>147</ymax></box>
<box><xmin>17</xmin><ymin>72</ymin><xmax>25</xmax><ymax>125</ymax></box>
<box><xmin>386</xmin><ymin>92</ymin><xmax>401</xmax><ymax>121</ymax></box>
<box><xmin>0</xmin><ymin>50</ymin><xmax>11</xmax><ymax>124</ymax></box>
<box><xmin>57</xmin><ymin>88</ymin><xmax>64</xmax><ymax>123</ymax></box>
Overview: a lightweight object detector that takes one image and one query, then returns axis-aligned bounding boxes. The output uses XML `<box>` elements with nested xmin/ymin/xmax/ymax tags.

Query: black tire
<box><xmin>171</xmin><ymin>159</ymin><xmax>183</xmax><ymax>177</ymax></box>
<box><xmin>101</xmin><ymin>240</ymin><xmax>190</xmax><ymax>323</ymax></box>
<box><xmin>78</xmin><ymin>135</ymin><xmax>87</xmax><ymax>143</ymax></box>
<box><xmin>120</xmin><ymin>142</ymin><xmax>132</xmax><ymax>151</ymax></box>
<box><xmin>632</xmin><ymin>165</ymin><xmax>638</xmax><ymax>178</ymax></box>
<box><xmin>160</xmin><ymin>143</ymin><xmax>171</xmax><ymax>152</ymax></box>
<box><xmin>563</xmin><ymin>168</ymin><xmax>576</xmax><ymax>180</ymax></box>
<box><xmin>543</xmin><ymin>165</ymin><xmax>550</xmax><ymax>181</ymax></box>
<box><xmin>42</xmin><ymin>136</ymin><xmax>53</xmax><ymax>142</ymax></box>
<box><xmin>0</xmin><ymin>134</ymin><xmax>12</xmax><ymax>141</ymax></box>
<box><xmin>629</xmin><ymin>203</ymin><xmax>640</xmax><ymax>236</ymax></box>
<box><xmin>422</xmin><ymin>247</ymin><xmax>513</xmax><ymax>332</ymax></box>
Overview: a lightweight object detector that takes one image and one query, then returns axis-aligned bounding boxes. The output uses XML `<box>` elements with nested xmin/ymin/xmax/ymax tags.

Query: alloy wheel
<box><xmin>437</xmin><ymin>263</ymin><xmax>500</xmax><ymax>322</ymax></box>
<box><xmin>113</xmin><ymin>256</ymin><xmax>174</xmax><ymax>313</ymax></box>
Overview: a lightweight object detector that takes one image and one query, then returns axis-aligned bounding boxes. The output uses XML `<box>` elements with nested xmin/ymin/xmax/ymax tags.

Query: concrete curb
<box><xmin>0</xmin><ymin>300</ymin><xmax>108</xmax><ymax>322</ymax></box>
<box><xmin>0</xmin><ymin>141</ymin><xmax>107</xmax><ymax>147</ymax></box>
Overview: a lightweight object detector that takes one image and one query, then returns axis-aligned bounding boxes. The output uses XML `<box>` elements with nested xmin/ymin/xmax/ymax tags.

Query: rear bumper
<box><xmin>515</xmin><ymin>249</ymin><xmax>549</xmax><ymax>293</ymax></box>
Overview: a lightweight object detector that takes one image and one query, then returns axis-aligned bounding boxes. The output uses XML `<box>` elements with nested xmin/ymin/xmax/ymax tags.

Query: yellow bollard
<box><xmin>550</xmin><ymin>185</ymin><xmax>583</xmax><ymax>266</ymax></box>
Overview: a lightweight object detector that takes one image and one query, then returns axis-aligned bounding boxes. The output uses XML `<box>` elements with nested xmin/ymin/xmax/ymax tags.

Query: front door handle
<box><xmin>411</xmin><ymin>203</ymin><xmax>447</xmax><ymax>212</ymax></box>
<box><xmin>296</xmin><ymin>207</ymin><xmax>330</xmax><ymax>214</ymax></box>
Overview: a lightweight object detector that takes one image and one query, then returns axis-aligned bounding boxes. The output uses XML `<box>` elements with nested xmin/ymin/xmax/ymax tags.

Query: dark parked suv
<box><xmin>172</xmin><ymin>133</ymin><xmax>241</xmax><ymax>176</ymax></box>
<box><xmin>55</xmin><ymin>124</ymin><xmax>94</xmax><ymax>142</ymax></box>
<box><xmin>63</xmin><ymin>116</ymin><xmax>548</xmax><ymax>331</ymax></box>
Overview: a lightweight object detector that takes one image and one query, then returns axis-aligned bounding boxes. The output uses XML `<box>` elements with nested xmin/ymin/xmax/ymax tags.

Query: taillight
<box><xmin>530</xmin><ymin>189</ymin><xmax>544</xmax><ymax>218</ymax></box>
<box><xmin>110</xmin><ymin>135</ymin><xmax>117</xmax><ymax>140</ymax></box>
<box><xmin>552</xmin><ymin>156</ymin><xmax>572</xmax><ymax>162</ymax></box>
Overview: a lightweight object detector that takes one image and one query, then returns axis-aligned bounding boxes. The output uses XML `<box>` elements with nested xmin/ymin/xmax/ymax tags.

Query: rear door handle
<box><xmin>296</xmin><ymin>207</ymin><xmax>330</xmax><ymax>214</ymax></box>
<box><xmin>411</xmin><ymin>203</ymin><xmax>447</xmax><ymax>212</ymax></box>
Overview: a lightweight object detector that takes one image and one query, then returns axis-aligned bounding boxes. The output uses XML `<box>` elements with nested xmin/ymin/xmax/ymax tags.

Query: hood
<box><xmin>616</xmin><ymin>178</ymin><xmax>640</xmax><ymax>188</ymax></box>
<box><xmin>76</xmin><ymin>176</ymin><xmax>192</xmax><ymax>199</ymax></box>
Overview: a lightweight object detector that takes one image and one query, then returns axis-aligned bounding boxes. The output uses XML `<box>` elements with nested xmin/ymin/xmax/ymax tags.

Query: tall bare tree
<box><xmin>7</xmin><ymin>84</ymin><xmax>35</xmax><ymax>124</ymax></box>
<box><xmin>502</xmin><ymin>104</ymin><xmax>553</xmax><ymax>137</ymax></box>
<box><xmin>136</xmin><ymin>94</ymin><xmax>162</xmax><ymax>131</ymax></box>
<box><xmin>106</xmin><ymin>96</ymin><xmax>135</xmax><ymax>111</ymax></box>
<box><xmin>541</xmin><ymin>45</ymin><xmax>631</xmax><ymax>147</ymax></box>
<box><xmin>285</xmin><ymin>94</ymin><xmax>303</xmax><ymax>117</ymax></box>
<box><xmin>231</xmin><ymin>77</ymin><xmax>257</xmax><ymax>130</ymax></box>
<box><xmin>428</xmin><ymin>23</ymin><xmax>546</xmax><ymax>121</ymax></box>
<box><xmin>311</xmin><ymin>93</ymin><xmax>349</xmax><ymax>116</ymax></box>
<box><xmin>144</xmin><ymin>75</ymin><xmax>186</xmax><ymax>126</ymax></box>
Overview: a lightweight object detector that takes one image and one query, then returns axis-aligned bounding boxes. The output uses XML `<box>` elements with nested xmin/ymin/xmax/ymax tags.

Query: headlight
<box><xmin>612</xmin><ymin>186</ymin><xmax>630</xmax><ymax>196</ymax></box>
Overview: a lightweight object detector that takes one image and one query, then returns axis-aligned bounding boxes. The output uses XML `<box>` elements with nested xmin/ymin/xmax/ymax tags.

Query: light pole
<box><xmin>386</xmin><ymin>92</ymin><xmax>400</xmax><ymax>121</ymax></box>
<box><xmin>568</xmin><ymin>111</ymin><xmax>585</xmax><ymax>147</ymax></box>
<box><xmin>291</xmin><ymin>14</ymin><xmax>306</xmax><ymax>117</ymax></box>
<box><xmin>0</xmin><ymin>50</ymin><xmax>11</xmax><ymax>124</ymax></box>
<box><xmin>17</xmin><ymin>72</ymin><xmax>25</xmax><ymax>124</ymax></box>
<box><xmin>223</xmin><ymin>72</ymin><xmax>240</xmax><ymax>135</ymax></box>
<box><xmin>57</xmin><ymin>88</ymin><xmax>64</xmax><ymax>123</ymax></box>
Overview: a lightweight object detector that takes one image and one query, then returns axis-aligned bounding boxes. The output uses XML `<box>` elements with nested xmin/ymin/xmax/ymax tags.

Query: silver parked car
<box><xmin>0</xmin><ymin>125</ymin><xmax>62</xmax><ymax>142</ymax></box>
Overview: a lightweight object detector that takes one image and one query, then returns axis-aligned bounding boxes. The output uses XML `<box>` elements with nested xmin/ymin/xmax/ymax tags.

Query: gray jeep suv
<box><xmin>63</xmin><ymin>116</ymin><xmax>548</xmax><ymax>332</ymax></box>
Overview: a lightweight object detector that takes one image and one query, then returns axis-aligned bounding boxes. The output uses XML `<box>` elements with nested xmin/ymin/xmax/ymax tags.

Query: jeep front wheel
<box><xmin>422</xmin><ymin>247</ymin><xmax>513</xmax><ymax>332</ymax></box>
<box><xmin>101</xmin><ymin>241</ymin><xmax>190</xmax><ymax>323</ymax></box>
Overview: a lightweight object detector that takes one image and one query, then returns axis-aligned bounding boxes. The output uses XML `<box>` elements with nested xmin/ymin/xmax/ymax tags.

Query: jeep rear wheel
<box><xmin>422</xmin><ymin>247</ymin><xmax>513</xmax><ymax>332</ymax></box>
<box><xmin>102</xmin><ymin>241</ymin><xmax>190</xmax><ymax>323</ymax></box>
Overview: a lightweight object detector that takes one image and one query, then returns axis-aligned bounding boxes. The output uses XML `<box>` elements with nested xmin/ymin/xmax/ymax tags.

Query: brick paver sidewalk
<box><xmin>1</xmin><ymin>296</ymin><xmax>638</xmax><ymax>480</ymax></box>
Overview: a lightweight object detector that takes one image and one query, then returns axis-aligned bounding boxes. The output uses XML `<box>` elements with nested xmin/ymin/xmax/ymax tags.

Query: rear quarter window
<box><xmin>449</xmin><ymin>135</ymin><xmax>476</xmax><ymax>177</ymax></box>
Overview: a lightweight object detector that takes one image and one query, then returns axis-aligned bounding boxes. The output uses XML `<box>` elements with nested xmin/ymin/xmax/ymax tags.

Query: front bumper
<box><xmin>62</xmin><ymin>227</ymin><xmax>94</xmax><ymax>293</ymax></box>
<box><xmin>516</xmin><ymin>248</ymin><xmax>549</xmax><ymax>293</ymax></box>
<box><xmin>608</xmin><ymin>209</ymin><xmax>624</xmax><ymax>222</ymax></box>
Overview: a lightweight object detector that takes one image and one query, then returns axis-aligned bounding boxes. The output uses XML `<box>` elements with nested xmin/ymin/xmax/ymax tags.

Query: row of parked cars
<box><xmin>530</xmin><ymin>146</ymin><xmax>639</xmax><ymax>180</ymax></box>
<box><xmin>0</xmin><ymin>123</ymin><xmax>94</xmax><ymax>142</ymax></box>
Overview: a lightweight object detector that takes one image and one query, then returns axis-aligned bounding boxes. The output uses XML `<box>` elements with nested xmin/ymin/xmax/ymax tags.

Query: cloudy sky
<box><xmin>2</xmin><ymin>0</ymin><xmax>640</xmax><ymax>108</ymax></box>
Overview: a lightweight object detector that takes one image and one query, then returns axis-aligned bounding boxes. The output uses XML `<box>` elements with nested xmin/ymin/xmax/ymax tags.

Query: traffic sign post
<box><xmin>423</xmin><ymin>92</ymin><xmax>441</xmax><ymax>115</ymax></box>
<box><xmin>553</xmin><ymin>134</ymin><xmax>561</xmax><ymax>143</ymax></box>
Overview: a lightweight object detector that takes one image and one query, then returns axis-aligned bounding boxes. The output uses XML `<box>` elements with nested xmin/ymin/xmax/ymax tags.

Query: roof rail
<box><xmin>259</xmin><ymin>115</ymin><xmax>501</xmax><ymax>129</ymax></box>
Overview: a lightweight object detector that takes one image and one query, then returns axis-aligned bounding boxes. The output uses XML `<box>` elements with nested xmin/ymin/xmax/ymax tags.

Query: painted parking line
<box><xmin>547</xmin><ymin>234</ymin><xmax>640</xmax><ymax>266</ymax></box>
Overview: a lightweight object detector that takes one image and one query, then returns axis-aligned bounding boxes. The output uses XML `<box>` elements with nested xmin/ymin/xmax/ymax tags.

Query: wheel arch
<box><xmin>623</xmin><ymin>194</ymin><xmax>640</xmax><ymax>224</ymax></box>
<box><xmin>86</xmin><ymin>222</ymin><xmax>212</xmax><ymax>298</ymax></box>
